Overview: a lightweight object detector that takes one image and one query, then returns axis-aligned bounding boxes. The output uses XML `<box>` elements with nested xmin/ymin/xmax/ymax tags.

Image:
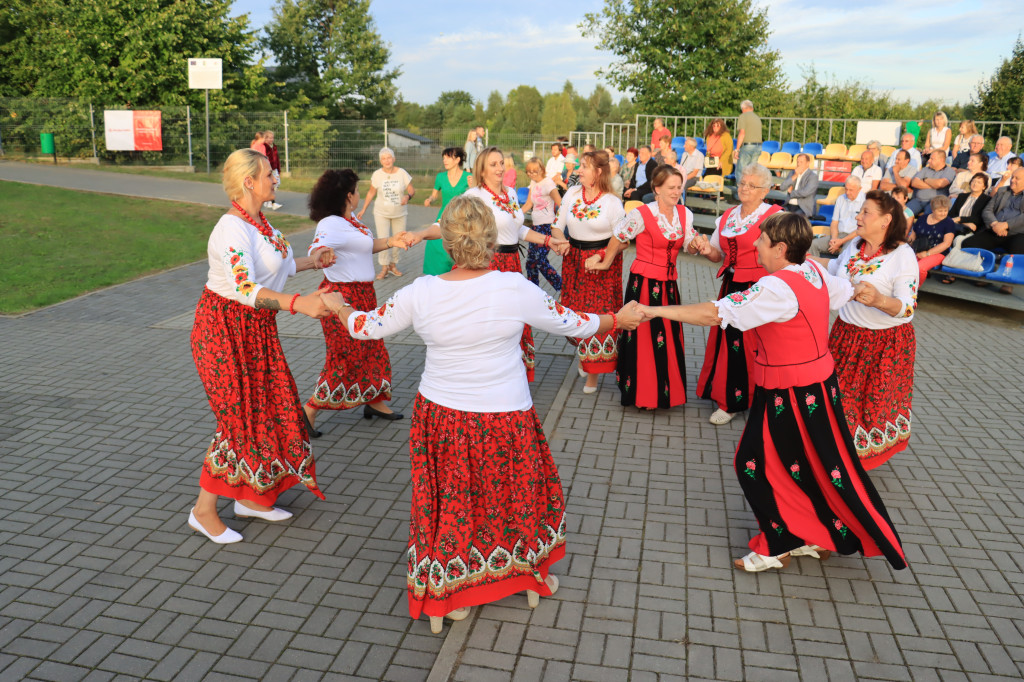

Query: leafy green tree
<box><xmin>972</xmin><ymin>36</ymin><xmax>1024</xmax><ymax>124</ymax></box>
<box><xmin>502</xmin><ymin>86</ymin><xmax>543</xmax><ymax>134</ymax></box>
<box><xmin>263</xmin><ymin>0</ymin><xmax>399</xmax><ymax>118</ymax></box>
<box><xmin>486</xmin><ymin>90</ymin><xmax>505</xmax><ymax>129</ymax></box>
<box><xmin>393</xmin><ymin>97</ymin><xmax>424</xmax><ymax>131</ymax></box>
<box><xmin>0</xmin><ymin>0</ymin><xmax>264</xmax><ymax>107</ymax></box>
<box><xmin>581</xmin><ymin>0</ymin><xmax>786</xmax><ymax>116</ymax></box>
<box><xmin>422</xmin><ymin>90</ymin><xmax>476</xmax><ymax>129</ymax></box>
<box><xmin>541</xmin><ymin>92</ymin><xmax>576</xmax><ymax>137</ymax></box>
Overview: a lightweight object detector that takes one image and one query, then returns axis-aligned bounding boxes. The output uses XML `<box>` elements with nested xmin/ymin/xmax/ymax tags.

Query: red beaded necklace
<box><xmin>580</xmin><ymin>185</ymin><xmax>603</xmax><ymax>206</ymax></box>
<box><xmin>231</xmin><ymin>201</ymin><xmax>289</xmax><ymax>258</ymax></box>
<box><xmin>481</xmin><ymin>183</ymin><xmax>516</xmax><ymax>217</ymax></box>
<box><xmin>343</xmin><ymin>213</ymin><xmax>372</xmax><ymax>236</ymax></box>
<box><xmin>856</xmin><ymin>240</ymin><xmax>885</xmax><ymax>262</ymax></box>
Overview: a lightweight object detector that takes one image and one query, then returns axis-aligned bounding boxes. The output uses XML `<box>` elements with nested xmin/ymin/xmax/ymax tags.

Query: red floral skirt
<box><xmin>617</xmin><ymin>272</ymin><xmax>686</xmax><ymax>409</ymax></box>
<box><xmin>489</xmin><ymin>250</ymin><xmax>535</xmax><ymax>382</ymax></box>
<box><xmin>190</xmin><ymin>288</ymin><xmax>323</xmax><ymax>504</ymax></box>
<box><xmin>406</xmin><ymin>394</ymin><xmax>565</xmax><ymax>619</ymax></box>
<box><xmin>696</xmin><ymin>273</ymin><xmax>757</xmax><ymax>413</ymax></box>
<box><xmin>735</xmin><ymin>375</ymin><xmax>906</xmax><ymax>570</ymax></box>
<box><xmin>307</xmin><ymin>279</ymin><xmax>392</xmax><ymax>410</ymax></box>
<box><xmin>828</xmin><ymin>319</ymin><xmax>915</xmax><ymax>470</ymax></box>
<box><xmin>560</xmin><ymin>247</ymin><xmax>622</xmax><ymax>374</ymax></box>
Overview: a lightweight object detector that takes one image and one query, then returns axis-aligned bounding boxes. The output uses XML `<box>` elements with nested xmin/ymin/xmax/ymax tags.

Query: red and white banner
<box><xmin>104</xmin><ymin>110</ymin><xmax>163</xmax><ymax>151</ymax></box>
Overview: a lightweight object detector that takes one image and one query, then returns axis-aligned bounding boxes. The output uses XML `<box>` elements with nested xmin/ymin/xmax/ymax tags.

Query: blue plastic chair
<box><xmin>983</xmin><ymin>254</ymin><xmax>1024</xmax><ymax>283</ymax></box>
<box><xmin>939</xmin><ymin>248</ymin><xmax>997</xmax><ymax>277</ymax></box>
<box><xmin>803</xmin><ymin>142</ymin><xmax>824</xmax><ymax>157</ymax></box>
<box><xmin>761</xmin><ymin>141</ymin><xmax>781</xmax><ymax>154</ymax></box>
<box><xmin>782</xmin><ymin>141</ymin><xmax>802</xmax><ymax>156</ymax></box>
<box><xmin>810</xmin><ymin>204</ymin><xmax>835</xmax><ymax>226</ymax></box>
<box><xmin>614</xmin><ymin>154</ymin><xmax>624</xmax><ymax>165</ymax></box>
<box><xmin>693</xmin><ymin>137</ymin><xmax>704</xmax><ymax>147</ymax></box>
<box><xmin>517</xmin><ymin>187</ymin><xmax>530</xmax><ymax>205</ymax></box>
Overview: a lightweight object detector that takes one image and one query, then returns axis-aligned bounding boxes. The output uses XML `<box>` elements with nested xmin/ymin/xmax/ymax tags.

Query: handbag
<box><xmin>941</xmin><ymin>234</ymin><xmax>985</xmax><ymax>271</ymax></box>
<box><xmin>910</xmin><ymin>236</ymin><xmax>932</xmax><ymax>253</ymax></box>
<box><xmin>704</xmin><ymin>155</ymin><xmax>720</xmax><ymax>169</ymax></box>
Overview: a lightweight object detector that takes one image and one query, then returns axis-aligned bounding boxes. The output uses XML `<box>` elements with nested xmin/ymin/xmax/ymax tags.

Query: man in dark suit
<box><xmin>965</xmin><ymin>167</ymin><xmax>1024</xmax><ymax>252</ymax></box>
<box><xmin>952</xmin><ymin>134</ymin><xmax>985</xmax><ymax>170</ymax></box>
<box><xmin>624</xmin><ymin>145</ymin><xmax>658</xmax><ymax>203</ymax></box>
<box><xmin>779</xmin><ymin>153</ymin><xmax>819</xmax><ymax>217</ymax></box>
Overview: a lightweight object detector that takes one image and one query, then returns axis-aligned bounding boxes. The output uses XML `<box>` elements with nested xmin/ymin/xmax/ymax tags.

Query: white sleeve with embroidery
<box><xmin>215</xmin><ymin>225</ymin><xmax>263</xmax><ymax>306</ymax></box>
<box><xmin>613</xmin><ymin>207</ymin><xmax>645</xmax><ymax>242</ymax></box>
<box><xmin>346</xmin><ymin>284</ymin><xmax>415</xmax><ymax>340</ymax></box>
<box><xmin>710</xmin><ymin>216</ymin><xmax>724</xmax><ymax>252</ymax></box>
<box><xmin>821</xmin><ymin>268</ymin><xmax>856</xmax><ymax>310</ymax></box>
<box><xmin>517</xmin><ymin>278</ymin><xmax>601</xmax><ymax>338</ymax></box>
<box><xmin>889</xmin><ymin>246</ymin><xmax>920</xmax><ymax>320</ymax></box>
<box><xmin>713</xmin><ymin>278</ymin><xmax>798</xmax><ymax>331</ymax></box>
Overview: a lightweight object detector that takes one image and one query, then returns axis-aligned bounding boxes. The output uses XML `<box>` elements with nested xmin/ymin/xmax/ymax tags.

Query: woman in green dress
<box><xmin>423</xmin><ymin>147</ymin><xmax>473</xmax><ymax>274</ymax></box>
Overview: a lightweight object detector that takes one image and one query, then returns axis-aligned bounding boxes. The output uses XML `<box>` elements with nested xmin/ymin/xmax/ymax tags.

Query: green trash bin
<box><xmin>40</xmin><ymin>132</ymin><xmax>55</xmax><ymax>154</ymax></box>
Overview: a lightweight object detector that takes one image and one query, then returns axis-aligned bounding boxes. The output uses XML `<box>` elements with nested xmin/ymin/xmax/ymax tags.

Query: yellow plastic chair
<box><xmin>688</xmin><ymin>174</ymin><xmax>724</xmax><ymax>195</ymax></box>
<box><xmin>881</xmin><ymin>145</ymin><xmax>897</xmax><ymax>158</ymax></box>
<box><xmin>757</xmin><ymin>151</ymin><xmax>771</xmax><ymax>165</ymax></box>
<box><xmin>817</xmin><ymin>143</ymin><xmax>847</xmax><ymax>160</ymax></box>
<box><xmin>767</xmin><ymin>152</ymin><xmax>793</xmax><ymax>170</ymax></box>
<box><xmin>846</xmin><ymin>144</ymin><xmax>868</xmax><ymax>162</ymax></box>
<box><xmin>816</xmin><ymin>186</ymin><xmax>845</xmax><ymax>205</ymax></box>
<box><xmin>624</xmin><ymin>200</ymin><xmax>644</xmax><ymax>213</ymax></box>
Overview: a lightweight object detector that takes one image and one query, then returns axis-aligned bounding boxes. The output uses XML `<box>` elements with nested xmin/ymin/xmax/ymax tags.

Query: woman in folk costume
<box><xmin>553</xmin><ymin>150</ymin><xmax>626</xmax><ymax>393</ymax></box>
<box><xmin>586</xmin><ymin>165</ymin><xmax>695</xmax><ymax>410</ymax></box>
<box><xmin>302</xmin><ymin>169</ymin><xmax>412</xmax><ymax>437</ymax></box>
<box><xmin>188</xmin><ymin>148</ymin><xmax>335</xmax><ymax>544</ymax></box>
<box><xmin>320</xmin><ymin>195</ymin><xmax>644</xmax><ymax>631</ymax></box>
<box><xmin>638</xmin><ymin>212</ymin><xmax>907</xmax><ymax>573</ymax></box>
<box><xmin>690</xmin><ymin>163</ymin><xmax>783</xmax><ymax>425</ymax></box>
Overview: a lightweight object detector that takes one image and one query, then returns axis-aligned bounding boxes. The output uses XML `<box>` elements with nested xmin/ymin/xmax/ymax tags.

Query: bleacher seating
<box><xmin>846</xmin><ymin>144</ymin><xmax>868</xmax><ymax>162</ymax></box>
<box><xmin>818</xmin><ymin>144</ymin><xmax>848</xmax><ymax>160</ymax></box>
<box><xmin>810</xmin><ymin>204</ymin><xmax>835</xmax><ymax>233</ymax></box>
<box><xmin>939</xmin><ymin>248</ymin><xmax>996</xmax><ymax>278</ymax></box>
<box><xmin>781</xmin><ymin>142</ymin><xmax>801</xmax><ymax>156</ymax></box>
<box><xmin>803</xmin><ymin>142</ymin><xmax>824</xmax><ymax>157</ymax></box>
<box><xmin>767</xmin><ymin>152</ymin><xmax>795</xmax><ymax>171</ymax></box>
<box><xmin>517</xmin><ymin>187</ymin><xmax>529</xmax><ymax>205</ymax></box>
<box><xmin>624</xmin><ymin>200</ymin><xmax>644</xmax><ymax>213</ymax></box>
<box><xmin>757</xmin><ymin>151</ymin><xmax>771</xmax><ymax>165</ymax></box>
<box><xmin>817</xmin><ymin>186</ymin><xmax>845</xmax><ymax>205</ymax></box>
<box><xmin>762</xmin><ymin>141</ymin><xmax>781</xmax><ymax>154</ymax></box>
<box><xmin>614</xmin><ymin>154</ymin><xmax>624</xmax><ymax>165</ymax></box>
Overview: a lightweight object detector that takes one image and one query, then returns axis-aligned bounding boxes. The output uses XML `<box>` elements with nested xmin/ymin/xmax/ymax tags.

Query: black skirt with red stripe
<box><xmin>307</xmin><ymin>279</ymin><xmax>392</xmax><ymax>410</ymax></box>
<box><xmin>696</xmin><ymin>272</ymin><xmax>757</xmax><ymax>413</ymax></box>
<box><xmin>489</xmin><ymin>250</ymin><xmax>535</xmax><ymax>382</ymax></box>
<box><xmin>735</xmin><ymin>373</ymin><xmax>906</xmax><ymax>569</ymax></box>
<box><xmin>617</xmin><ymin>273</ymin><xmax>687</xmax><ymax>409</ymax></box>
<box><xmin>560</xmin><ymin>247</ymin><xmax>622</xmax><ymax>374</ymax></box>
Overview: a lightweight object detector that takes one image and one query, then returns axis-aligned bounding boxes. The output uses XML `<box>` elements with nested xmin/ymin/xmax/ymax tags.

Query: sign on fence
<box><xmin>104</xmin><ymin>110</ymin><xmax>163</xmax><ymax>151</ymax></box>
<box><xmin>188</xmin><ymin>59</ymin><xmax>222</xmax><ymax>90</ymax></box>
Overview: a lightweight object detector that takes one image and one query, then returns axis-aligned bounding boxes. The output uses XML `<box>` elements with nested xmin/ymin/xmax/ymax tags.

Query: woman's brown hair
<box><xmin>580</xmin><ymin>150</ymin><xmax>613</xmax><ymax>194</ymax></box>
<box><xmin>857</xmin><ymin>190</ymin><xmax>907</xmax><ymax>252</ymax></box>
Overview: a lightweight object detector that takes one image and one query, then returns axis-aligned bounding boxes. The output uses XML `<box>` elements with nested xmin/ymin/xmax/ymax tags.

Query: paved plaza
<box><xmin>2</xmin><ymin>168</ymin><xmax>1024</xmax><ymax>681</ymax></box>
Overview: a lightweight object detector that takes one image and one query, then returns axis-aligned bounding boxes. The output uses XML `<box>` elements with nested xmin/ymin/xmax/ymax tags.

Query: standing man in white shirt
<box><xmin>809</xmin><ymin>176</ymin><xmax>865</xmax><ymax>257</ymax></box>
<box><xmin>677</xmin><ymin>138</ymin><xmax>705</xmax><ymax>191</ymax></box>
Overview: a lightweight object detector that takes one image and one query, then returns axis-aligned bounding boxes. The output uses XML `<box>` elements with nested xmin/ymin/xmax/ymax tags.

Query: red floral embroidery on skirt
<box><xmin>489</xmin><ymin>250</ymin><xmax>535</xmax><ymax>381</ymax></box>
<box><xmin>828</xmin><ymin>319</ymin><xmax>915</xmax><ymax>469</ymax></box>
<box><xmin>190</xmin><ymin>288</ymin><xmax>323</xmax><ymax>505</ymax></box>
<box><xmin>561</xmin><ymin>246</ymin><xmax>622</xmax><ymax>374</ymax></box>
<box><xmin>406</xmin><ymin>394</ymin><xmax>565</xmax><ymax>618</ymax></box>
<box><xmin>307</xmin><ymin>279</ymin><xmax>392</xmax><ymax>410</ymax></box>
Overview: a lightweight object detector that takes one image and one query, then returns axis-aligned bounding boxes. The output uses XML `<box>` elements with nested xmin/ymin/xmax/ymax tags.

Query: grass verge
<box><xmin>0</xmin><ymin>180</ymin><xmax>312</xmax><ymax>315</ymax></box>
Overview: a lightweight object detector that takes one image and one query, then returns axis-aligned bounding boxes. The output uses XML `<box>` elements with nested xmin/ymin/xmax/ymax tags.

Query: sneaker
<box><xmin>270</xmin><ymin>202</ymin><xmax>282</xmax><ymax>211</ymax></box>
<box><xmin>709</xmin><ymin>408</ymin><xmax>735</xmax><ymax>425</ymax></box>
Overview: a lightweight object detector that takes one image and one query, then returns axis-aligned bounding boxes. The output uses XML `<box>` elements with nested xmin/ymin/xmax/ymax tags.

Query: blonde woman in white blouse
<box><xmin>320</xmin><ymin>195</ymin><xmax>642</xmax><ymax>633</ymax></box>
<box><xmin>188</xmin><ymin>148</ymin><xmax>335</xmax><ymax>545</ymax></box>
<box><xmin>923</xmin><ymin>111</ymin><xmax>952</xmax><ymax>157</ymax></box>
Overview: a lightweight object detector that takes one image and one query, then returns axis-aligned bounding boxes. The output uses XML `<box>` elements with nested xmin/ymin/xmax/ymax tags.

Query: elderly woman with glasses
<box><xmin>689</xmin><ymin>163</ymin><xmax>782</xmax><ymax>425</ymax></box>
<box><xmin>357</xmin><ymin>147</ymin><xmax>415</xmax><ymax>279</ymax></box>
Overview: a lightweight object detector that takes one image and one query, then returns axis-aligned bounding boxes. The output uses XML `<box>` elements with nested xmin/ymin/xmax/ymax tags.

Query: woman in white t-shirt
<box><xmin>815</xmin><ymin>190</ymin><xmax>918</xmax><ymax>471</ymax></box>
<box><xmin>521</xmin><ymin>157</ymin><xmax>563</xmax><ymax>291</ymax></box>
<box><xmin>356</xmin><ymin>147</ymin><xmax>414</xmax><ymax>279</ymax></box>
<box><xmin>188</xmin><ymin>149</ymin><xmax>336</xmax><ymax>545</ymax></box>
<box><xmin>320</xmin><ymin>195</ymin><xmax>643</xmax><ymax>634</ymax></box>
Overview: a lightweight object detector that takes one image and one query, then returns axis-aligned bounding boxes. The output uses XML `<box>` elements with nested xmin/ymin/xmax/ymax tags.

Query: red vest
<box><xmin>717</xmin><ymin>204</ymin><xmax>782</xmax><ymax>281</ymax></box>
<box><xmin>749</xmin><ymin>261</ymin><xmax>835</xmax><ymax>389</ymax></box>
<box><xmin>630</xmin><ymin>204</ymin><xmax>689</xmax><ymax>281</ymax></box>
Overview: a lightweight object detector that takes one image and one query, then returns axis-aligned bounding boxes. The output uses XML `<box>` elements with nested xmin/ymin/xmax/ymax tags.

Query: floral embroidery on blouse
<box><xmin>614</xmin><ymin>205</ymin><xmax>687</xmax><ymax>241</ymax></box>
<box><xmin>351</xmin><ymin>296</ymin><xmax>398</xmax><ymax>336</ymax></box>
<box><xmin>721</xmin><ymin>204</ymin><xmax>769</xmax><ymax>237</ymax></box>
<box><xmin>724</xmin><ymin>284</ymin><xmax>763</xmax><ymax>306</ymax></box>
<box><xmin>801</xmin><ymin>266</ymin><xmax>822</xmax><ymax>285</ymax></box>
<box><xmin>846</xmin><ymin>255</ymin><xmax>884</xmax><ymax>278</ymax></box>
<box><xmin>225</xmin><ymin>247</ymin><xmax>256</xmax><ymax>296</ymax></box>
<box><xmin>546</xmin><ymin>296</ymin><xmax>592</xmax><ymax>327</ymax></box>
<box><xmin>900</xmin><ymin>281</ymin><xmax>919</xmax><ymax>318</ymax></box>
<box><xmin>570</xmin><ymin>199</ymin><xmax>602</xmax><ymax>221</ymax></box>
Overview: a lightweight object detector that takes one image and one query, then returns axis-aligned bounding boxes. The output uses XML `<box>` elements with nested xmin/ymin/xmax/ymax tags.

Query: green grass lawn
<box><xmin>0</xmin><ymin>181</ymin><xmax>313</xmax><ymax>315</ymax></box>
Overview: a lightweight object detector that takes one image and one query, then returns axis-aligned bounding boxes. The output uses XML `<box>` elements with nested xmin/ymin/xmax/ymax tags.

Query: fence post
<box><xmin>384</xmin><ymin>118</ymin><xmax>388</xmax><ymax>149</ymax></box>
<box><xmin>283</xmin><ymin>110</ymin><xmax>290</xmax><ymax>175</ymax></box>
<box><xmin>186</xmin><ymin>105</ymin><xmax>193</xmax><ymax>169</ymax></box>
<box><xmin>89</xmin><ymin>104</ymin><xmax>98</xmax><ymax>160</ymax></box>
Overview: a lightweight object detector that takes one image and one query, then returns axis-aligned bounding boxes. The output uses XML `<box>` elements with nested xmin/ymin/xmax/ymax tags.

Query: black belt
<box><xmin>495</xmin><ymin>244</ymin><xmax>519</xmax><ymax>254</ymax></box>
<box><xmin>569</xmin><ymin>236</ymin><xmax>610</xmax><ymax>250</ymax></box>
<box><xmin>741</xmin><ymin>142</ymin><xmax>761</xmax><ymax>147</ymax></box>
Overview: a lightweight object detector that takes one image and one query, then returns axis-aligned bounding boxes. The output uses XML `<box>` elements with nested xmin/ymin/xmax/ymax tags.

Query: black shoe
<box><xmin>363</xmin><ymin>403</ymin><xmax>404</xmax><ymax>420</ymax></box>
<box><xmin>301</xmin><ymin>409</ymin><xmax>322</xmax><ymax>438</ymax></box>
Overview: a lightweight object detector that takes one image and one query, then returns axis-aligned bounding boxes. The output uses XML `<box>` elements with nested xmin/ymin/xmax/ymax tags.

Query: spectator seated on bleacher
<box><xmin>677</xmin><ymin>138</ymin><xmax>705</xmax><ymax>191</ymax></box>
<box><xmin>891</xmin><ymin>186</ymin><xmax>915</xmax><ymax>236</ymax></box>
<box><xmin>950</xmin><ymin>153</ymin><xmax>990</xmax><ymax>196</ymax></box>
<box><xmin>852</xmin><ymin>150</ymin><xmax>883</xmax><ymax>192</ymax></box>
<box><xmin>988</xmin><ymin>136</ymin><xmax>1017</xmax><ymax>177</ymax></box>
<box><xmin>990</xmin><ymin>156</ymin><xmax>1022</xmax><ymax>196</ymax></box>
<box><xmin>653</xmin><ymin>135</ymin><xmax>673</xmax><ymax>165</ymax></box>
<box><xmin>922</xmin><ymin>111</ymin><xmax>952</xmax><ymax>158</ymax></box>
<box><xmin>778</xmin><ymin>153</ymin><xmax>818</xmax><ymax>217</ymax></box>
<box><xmin>879</xmin><ymin>150</ymin><xmax>915</xmax><ymax>196</ymax></box>
<box><xmin>609</xmin><ymin>156</ymin><xmax>625</xmax><ymax>198</ymax></box>
<box><xmin>963</xmin><ymin>167</ymin><xmax>1024</xmax><ymax>294</ymax></box>
<box><xmin>866</xmin><ymin>140</ymin><xmax>886</xmax><ymax>168</ymax></box>
<box><xmin>950</xmin><ymin>173</ymin><xmax>991</xmax><ymax>234</ymax></box>
<box><xmin>952</xmin><ymin>120</ymin><xmax>979</xmax><ymax>156</ymax></box>
<box><xmin>908</xmin><ymin>196</ymin><xmax>958</xmax><ymax>284</ymax></box>
<box><xmin>907</xmin><ymin>150</ymin><xmax>956</xmax><ymax>216</ymax></box>
<box><xmin>951</xmin><ymin>134</ymin><xmax>985</xmax><ymax>170</ymax></box>
<box><xmin>623</xmin><ymin>145</ymin><xmax>657</xmax><ymax>203</ymax></box>
<box><xmin>886</xmin><ymin>133</ymin><xmax>922</xmax><ymax>175</ymax></box>
<box><xmin>810</xmin><ymin>176</ymin><xmax>865</xmax><ymax>257</ymax></box>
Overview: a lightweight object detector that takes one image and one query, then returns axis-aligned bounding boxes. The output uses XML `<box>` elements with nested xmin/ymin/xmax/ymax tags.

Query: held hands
<box><xmin>585</xmin><ymin>254</ymin><xmax>610</xmax><ymax>271</ymax></box>
<box><xmin>318</xmin><ymin>291</ymin><xmax>350</xmax><ymax>316</ymax></box>
<box><xmin>827</xmin><ymin>238</ymin><xmax>843</xmax><ymax>254</ymax></box>
<box><xmin>388</xmin><ymin>231</ymin><xmax>418</xmax><ymax>250</ymax></box>
<box><xmin>549</xmin><ymin>237</ymin><xmax>570</xmax><ymax>257</ymax></box>
<box><xmin>296</xmin><ymin>289</ymin><xmax>333</xmax><ymax>319</ymax></box>
<box><xmin>853</xmin><ymin>282</ymin><xmax>882</xmax><ymax>308</ymax></box>
<box><xmin>615</xmin><ymin>301</ymin><xmax>645</xmax><ymax>331</ymax></box>
<box><xmin>311</xmin><ymin>246</ymin><xmax>336</xmax><ymax>269</ymax></box>
<box><xmin>688</xmin><ymin>234</ymin><xmax>714</xmax><ymax>258</ymax></box>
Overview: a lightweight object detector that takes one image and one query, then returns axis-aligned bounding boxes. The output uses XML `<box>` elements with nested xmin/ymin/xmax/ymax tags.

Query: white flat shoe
<box><xmin>582</xmin><ymin>384</ymin><xmax>597</xmax><ymax>394</ymax></box>
<box><xmin>429</xmin><ymin>607</ymin><xmax>471</xmax><ymax>634</ymax></box>
<box><xmin>578</xmin><ymin>365</ymin><xmax>588</xmax><ymax>378</ymax></box>
<box><xmin>188</xmin><ymin>509</ymin><xmax>243</xmax><ymax>544</ymax></box>
<box><xmin>527</xmin><ymin>574</ymin><xmax>559</xmax><ymax>608</ymax></box>
<box><xmin>790</xmin><ymin>544</ymin><xmax>832</xmax><ymax>560</ymax></box>
<box><xmin>709</xmin><ymin>408</ymin><xmax>735</xmax><ymax>425</ymax></box>
<box><xmin>733</xmin><ymin>551</ymin><xmax>791</xmax><ymax>572</ymax></box>
<box><xmin>233</xmin><ymin>500</ymin><xmax>293</xmax><ymax>522</ymax></box>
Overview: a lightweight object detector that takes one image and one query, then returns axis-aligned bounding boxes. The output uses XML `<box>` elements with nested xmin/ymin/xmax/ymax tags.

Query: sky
<box><xmin>232</xmin><ymin>0</ymin><xmax>1023</xmax><ymax>106</ymax></box>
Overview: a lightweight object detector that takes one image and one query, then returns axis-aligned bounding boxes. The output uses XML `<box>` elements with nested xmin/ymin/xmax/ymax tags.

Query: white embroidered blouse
<box><xmin>205</xmin><ymin>214</ymin><xmax>296</xmax><ymax>306</ymax></box>
<box><xmin>463</xmin><ymin>186</ymin><xmax>528</xmax><ymax>246</ymax></box>
<box><xmin>345</xmin><ymin>271</ymin><xmax>600</xmax><ymax>412</ymax></box>
<box><xmin>555</xmin><ymin>186</ymin><xmax>626</xmax><ymax>242</ymax></box>
<box><xmin>309</xmin><ymin>214</ymin><xmax>375</xmax><ymax>283</ymax></box>
<box><xmin>827</xmin><ymin>241</ymin><xmax>918</xmax><ymax>328</ymax></box>
<box><xmin>710</xmin><ymin>202</ymin><xmax>773</xmax><ymax>251</ymax></box>
<box><xmin>613</xmin><ymin>201</ymin><xmax>696</xmax><ymax>245</ymax></box>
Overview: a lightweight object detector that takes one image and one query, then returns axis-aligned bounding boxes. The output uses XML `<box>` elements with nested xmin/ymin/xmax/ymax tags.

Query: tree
<box><xmin>263</xmin><ymin>0</ymin><xmax>400</xmax><ymax>118</ymax></box>
<box><xmin>0</xmin><ymin>0</ymin><xmax>264</xmax><ymax>107</ymax></box>
<box><xmin>422</xmin><ymin>90</ymin><xmax>476</xmax><ymax>129</ymax></box>
<box><xmin>972</xmin><ymin>36</ymin><xmax>1024</xmax><ymax>125</ymax></box>
<box><xmin>502</xmin><ymin>86</ymin><xmax>543</xmax><ymax>134</ymax></box>
<box><xmin>486</xmin><ymin>90</ymin><xmax>505</xmax><ymax>130</ymax></box>
<box><xmin>581</xmin><ymin>0</ymin><xmax>786</xmax><ymax>116</ymax></box>
<box><xmin>541</xmin><ymin>92</ymin><xmax>576</xmax><ymax>137</ymax></box>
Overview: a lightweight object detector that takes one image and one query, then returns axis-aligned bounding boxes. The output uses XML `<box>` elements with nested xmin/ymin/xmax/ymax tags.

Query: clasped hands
<box><xmin>852</xmin><ymin>281</ymin><xmax>881</xmax><ymax>307</ymax></box>
<box><xmin>687</xmin><ymin>234</ymin><xmax>715</xmax><ymax>258</ymax></box>
<box><xmin>388</xmin><ymin>231</ymin><xmax>422</xmax><ymax>250</ymax></box>
<box><xmin>310</xmin><ymin>246</ymin><xmax>337</xmax><ymax>269</ymax></box>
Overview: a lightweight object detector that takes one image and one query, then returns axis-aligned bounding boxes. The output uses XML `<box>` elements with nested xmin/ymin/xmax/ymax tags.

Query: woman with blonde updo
<box><xmin>188</xmin><ymin>148</ymin><xmax>336</xmax><ymax>545</ymax></box>
<box><xmin>320</xmin><ymin>194</ymin><xmax>644</xmax><ymax>634</ymax></box>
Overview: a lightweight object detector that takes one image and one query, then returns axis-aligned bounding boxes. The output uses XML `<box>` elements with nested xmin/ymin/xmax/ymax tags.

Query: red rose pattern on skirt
<box><xmin>696</xmin><ymin>273</ymin><xmax>758</xmax><ymax>413</ymax></box>
<box><xmin>191</xmin><ymin>288</ymin><xmax>323</xmax><ymax>505</ymax></box>
<box><xmin>828</xmin><ymin>318</ymin><xmax>915</xmax><ymax>469</ymax></box>
<box><xmin>406</xmin><ymin>394</ymin><xmax>565</xmax><ymax>619</ymax></box>
<box><xmin>560</xmin><ymin>246</ymin><xmax>622</xmax><ymax>374</ymax></box>
<box><xmin>489</xmin><ymin>250</ymin><xmax>536</xmax><ymax>381</ymax></box>
<box><xmin>307</xmin><ymin>279</ymin><xmax>392</xmax><ymax>410</ymax></box>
